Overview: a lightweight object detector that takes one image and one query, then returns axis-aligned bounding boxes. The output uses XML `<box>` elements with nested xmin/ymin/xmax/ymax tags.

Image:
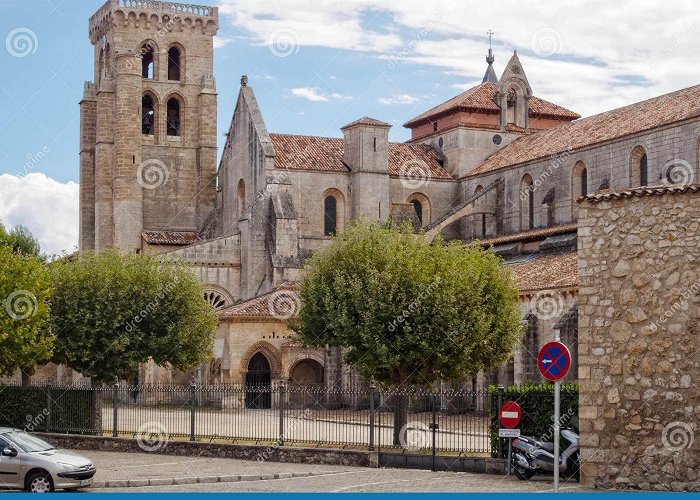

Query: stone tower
<box><xmin>80</xmin><ymin>0</ymin><xmax>219</xmax><ymax>253</ymax></box>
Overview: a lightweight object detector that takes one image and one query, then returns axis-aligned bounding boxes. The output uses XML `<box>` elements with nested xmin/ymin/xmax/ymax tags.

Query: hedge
<box><xmin>489</xmin><ymin>383</ymin><xmax>579</xmax><ymax>458</ymax></box>
<box><xmin>0</xmin><ymin>385</ymin><xmax>99</xmax><ymax>435</ymax></box>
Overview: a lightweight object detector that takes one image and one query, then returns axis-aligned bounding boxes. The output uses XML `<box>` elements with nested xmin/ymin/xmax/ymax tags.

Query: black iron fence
<box><xmin>0</xmin><ymin>381</ymin><xmax>497</xmax><ymax>456</ymax></box>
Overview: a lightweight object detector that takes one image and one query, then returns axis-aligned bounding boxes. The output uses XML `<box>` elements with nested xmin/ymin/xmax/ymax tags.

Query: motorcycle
<box><xmin>510</xmin><ymin>427</ymin><xmax>580</xmax><ymax>481</ymax></box>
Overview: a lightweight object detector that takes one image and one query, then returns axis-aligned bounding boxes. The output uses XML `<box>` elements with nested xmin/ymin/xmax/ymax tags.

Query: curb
<box><xmin>92</xmin><ymin>470</ymin><xmax>339</xmax><ymax>489</ymax></box>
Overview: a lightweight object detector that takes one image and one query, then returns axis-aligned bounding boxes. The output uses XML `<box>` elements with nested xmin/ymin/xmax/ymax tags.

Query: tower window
<box><xmin>432</xmin><ymin>122</ymin><xmax>438</xmax><ymax>132</ymax></box>
<box><xmin>141</xmin><ymin>43</ymin><xmax>155</xmax><ymax>79</ymax></box>
<box><xmin>168</xmin><ymin>47</ymin><xmax>181</xmax><ymax>81</ymax></box>
<box><xmin>324</xmin><ymin>195</ymin><xmax>337</xmax><ymax>236</ymax></box>
<box><xmin>142</xmin><ymin>94</ymin><xmax>155</xmax><ymax>135</ymax></box>
<box><xmin>166</xmin><ymin>98</ymin><xmax>181</xmax><ymax>136</ymax></box>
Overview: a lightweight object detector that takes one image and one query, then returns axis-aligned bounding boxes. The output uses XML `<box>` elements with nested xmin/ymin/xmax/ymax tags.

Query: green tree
<box><xmin>0</xmin><ymin>246</ymin><xmax>54</xmax><ymax>380</ymax></box>
<box><xmin>294</xmin><ymin>221</ymin><xmax>523</xmax><ymax>444</ymax></box>
<box><xmin>49</xmin><ymin>250</ymin><xmax>218</xmax><ymax>383</ymax></box>
<box><xmin>0</xmin><ymin>221</ymin><xmax>41</xmax><ymax>257</ymax></box>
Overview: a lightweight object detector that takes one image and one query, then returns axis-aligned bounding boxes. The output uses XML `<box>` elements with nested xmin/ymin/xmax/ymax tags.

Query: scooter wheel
<box><xmin>513</xmin><ymin>465</ymin><xmax>535</xmax><ymax>481</ymax></box>
<box><xmin>567</xmin><ymin>452</ymin><xmax>581</xmax><ymax>482</ymax></box>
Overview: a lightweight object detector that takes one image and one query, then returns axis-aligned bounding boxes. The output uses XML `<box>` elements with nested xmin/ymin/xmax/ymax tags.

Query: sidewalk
<box><xmin>83</xmin><ymin>450</ymin><xmax>356</xmax><ymax>489</ymax></box>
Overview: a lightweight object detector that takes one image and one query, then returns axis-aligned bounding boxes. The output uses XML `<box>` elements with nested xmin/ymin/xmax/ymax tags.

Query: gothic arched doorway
<box><xmin>245</xmin><ymin>353</ymin><xmax>272</xmax><ymax>409</ymax></box>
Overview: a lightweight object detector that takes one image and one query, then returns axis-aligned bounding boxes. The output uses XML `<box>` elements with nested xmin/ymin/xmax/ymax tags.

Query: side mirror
<box><xmin>1</xmin><ymin>448</ymin><xmax>18</xmax><ymax>457</ymax></box>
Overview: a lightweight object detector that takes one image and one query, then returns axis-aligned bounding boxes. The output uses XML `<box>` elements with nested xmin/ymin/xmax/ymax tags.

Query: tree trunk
<box><xmin>392</xmin><ymin>393</ymin><xmax>409</xmax><ymax>446</ymax></box>
<box><xmin>20</xmin><ymin>369</ymin><xmax>32</xmax><ymax>387</ymax></box>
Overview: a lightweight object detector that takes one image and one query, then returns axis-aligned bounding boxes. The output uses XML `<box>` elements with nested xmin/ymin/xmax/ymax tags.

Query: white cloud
<box><xmin>379</xmin><ymin>94</ymin><xmax>419</xmax><ymax>105</ymax></box>
<box><xmin>291</xmin><ymin>87</ymin><xmax>352</xmax><ymax>102</ymax></box>
<box><xmin>218</xmin><ymin>0</ymin><xmax>700</xmax><ymax>118</ymax></box>
<box><xmin>0</xmin><ymin>173</ymin><xmax>78</xmax><ymax>256</ymax></box>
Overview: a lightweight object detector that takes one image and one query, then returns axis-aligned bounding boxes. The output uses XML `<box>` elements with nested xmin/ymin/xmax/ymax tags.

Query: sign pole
<box><xmin>554</xmin><ymin>379</ymin><xmax>560</xmax><ymax>492</ymax></box>
<box><xmin>507</xmin><ymin>437</ymin><xmax>512</xmax><ymax>475</ymax></box>
<box><xmin>553</xmin><ymin>328</ymin><xmax>561</xmax><ymax>493</ymax></box>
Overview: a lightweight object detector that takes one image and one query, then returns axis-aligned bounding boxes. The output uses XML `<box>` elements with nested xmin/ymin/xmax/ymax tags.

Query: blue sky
<box><xmin>0</xmin><ymin>0</ymin><xmax>698</xmax><ymax>253</ymax></box>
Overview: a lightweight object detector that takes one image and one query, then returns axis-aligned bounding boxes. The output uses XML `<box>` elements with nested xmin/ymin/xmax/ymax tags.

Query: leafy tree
<box><xmin>0</xmin><ymin>221</ymin><xmax>41</xmax><ymax>257</ymax></box>
<box><xmin>49</xmin><ymin>250</ymin><xmax>218</xmax><ymax>383</ymax></box>
<box><xmin>0</xmin><ymin>246</ymin><xmax>54</xmax><ymax>381</ymax></box>
<box><xmin>8</xmin><ymin>225</ymin><xmax>41</xmax><ymax>257</ymax></box>
<box><xmin>294</xmin><ymin>221</ymin><xmax>523</xmax><ymax>444</ymax></box>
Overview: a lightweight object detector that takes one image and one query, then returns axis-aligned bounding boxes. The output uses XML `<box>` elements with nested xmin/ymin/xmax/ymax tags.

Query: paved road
<box><xmin>74</xmin><ymin>450</ymin><xmax>583</xmax><ymax>493</ymax></box>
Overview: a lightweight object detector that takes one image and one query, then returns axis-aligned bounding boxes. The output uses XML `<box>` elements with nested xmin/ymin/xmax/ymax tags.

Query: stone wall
<box><xmin>36</xmin><ymin>433</ymin><xmax>376</xmax><ymax>468</ymax></box>
<box><xmin>577</xmin><ymin>185</ymin><xmax>700</xmax><ymax>491</ymax></box>
<box><xmin>460</xmin><ymin>121</ymin><xmax>700</xmax><ymax>238</ymax></box>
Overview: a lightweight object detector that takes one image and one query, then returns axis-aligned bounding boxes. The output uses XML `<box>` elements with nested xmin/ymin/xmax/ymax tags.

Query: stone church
<box><xmin>75</xmin><ymin>0</ymin><xmax>700</xmax><ymax>392</ymax></box>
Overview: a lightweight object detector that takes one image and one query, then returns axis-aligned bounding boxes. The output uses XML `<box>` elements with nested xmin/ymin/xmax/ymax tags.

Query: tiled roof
<box><xmin>508</xmin><ymin>251</ymin><xmax>578</xmax><ymax>293</ymax></box>
<box><xmin>341</xmin><ymin>117</ymin><xmax>391</xmax><ymax>129</ymax></box>
<box><xmin>142</xmin><ymin>230</ymin><xmax>200</xmax><ymax>246</ymax></box>
<box><xmin>578</xmin><ymin>183</ymin><xmax>700</xmax><ymax>203</ymax></box>
<box><xmin>468</xmin><ymin>84</ymin><xmax>700</xmax><ymax>178</ymax></box>
<box><xmin>403</xmin><ymin>82</ymin><xmax>580</xmax><ymax>127</ymax></box>
<box><xmin>217</xmin><ymin>284</ymin><xmax>300</xmax><ymax>321</ymax></box>
<box><xmin>472</xmin><ymin>223</ymin><xmax>578</xmax><ymax>247</ymax></box>
<box><xmin>269</xmin><ymin>133</ymin><xmax>453</xmax><ymax>180</ymax></box>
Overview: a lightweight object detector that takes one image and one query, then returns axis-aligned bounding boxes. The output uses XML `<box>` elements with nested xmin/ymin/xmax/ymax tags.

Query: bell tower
<box><xmin>80</xmin><ymin>0</ymin><xmax>219</xmax><ymax>253</ymax></box>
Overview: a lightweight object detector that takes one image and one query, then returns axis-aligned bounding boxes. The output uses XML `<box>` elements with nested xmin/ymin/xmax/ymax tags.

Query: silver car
<box><xmin>0</xmin><ymin>428</ymin><xmax>96</xmax><ymax>492</ymax></box>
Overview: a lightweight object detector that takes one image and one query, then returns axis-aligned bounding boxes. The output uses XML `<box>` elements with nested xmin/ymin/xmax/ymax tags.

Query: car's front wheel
<box><xmin>25</xmin><ymin>471</ymin><xmax>54</xmax><ymax>493</ymax></box>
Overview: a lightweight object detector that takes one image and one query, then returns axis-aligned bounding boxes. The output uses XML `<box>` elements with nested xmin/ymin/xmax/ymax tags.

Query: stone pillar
<box><xmin>197</xmin><ymin>75</ymin><xmax>218</xmax><ymax>229</ymax></box>
<box><xmin>94</xmin><ymin>77</ymin><xmax>115</xmax><ymax>253</ymax></box>
<box><xmin>112</xmin><ymin>51</ymin><xmax>143</xmax><ymax>253</ymax></box>
<box><xmin>79</xmin><ymin>82</ymin><xmax>97</xmax><ymax>252</ymax></box>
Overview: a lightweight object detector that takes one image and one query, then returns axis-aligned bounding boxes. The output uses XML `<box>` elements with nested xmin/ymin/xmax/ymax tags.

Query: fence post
<box><xmin>112</xmin><ymin>381</ymin><xmax>119</xmax><ymax>438</ymax></box>
<box><xmin>431</xmin><ymin>393</ymin><xmax>437</xmax><ymax>472</ymax></box>
<box><xmin>368</xmin><ymin>382</ymin><xmax>375</xmax><ymax>451</ymax></box>
<box><xmin>497</xmin><ymin>384</ymin><xmax>504</xmax><ymax>458</ymax></box>
<box><xmin>278</xmin><ymin>379</ymin><xmax>286</xmax><ymax>446</ymax></box>
<box><xmin>45</xmin><ymin>379</ymin><xmax>52</xmax><ymax>433</ymax></box>
<box><xmin>189</xmin><ymin>379</ymin><xmax>196</xmax><ymax>442</ymax></box>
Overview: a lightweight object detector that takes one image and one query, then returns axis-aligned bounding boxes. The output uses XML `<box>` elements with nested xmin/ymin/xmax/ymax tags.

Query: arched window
<box><xmin>142</xmin><ymin>94</ymin><xmax>155</xmax><ymax>135</ymax></box>
<box><xmin>571</xmin><ymin>162</ymin><xmax>588</xmax><ymax>221</ymax></box>
<box><xmin>237</xmin><ymin>179</ymin><xmax>246</xmax><ymax>215</ymax></box>
<box><xmin>629</xmin><ymin>146</ymin><xmax>648</xmax><ymax>187</ymax></box>
<box><xmin>168</xmin><ymin>46</ymin><xmax>181</xmax><ymax>81</ymax></box>
<box><xmin>166</xmin><ymin>98</ymin><xmax>180</xmax><ymax>136</ymax></box>
<box><xmin>411</xmin><ymin>200</ymin><xmax>423</xmax><ymax>225</ymax></box>
<box><xmin>324</xmin><ymin>195</ymin><xmax>337</xmax><ymax>236</ymax></box>
<box><xmin>520</xmin><ymin>174</ymin><xmax>534</xmax><ymax>230</ymax></box>
<box><xmin>141</xmin><ymin>42</ymin><xmax>155</xmax><ymax>79</ymax></box>
<box><xmin>473</xmin><ymin>185</ymin><xmax>486</xmax><ymax>237</ymax></box>
<box><xmin>407</xmin><ymin>193</ymin><xmax>430</xmax><ymax>227</ymax></box>
<box><xmin>322</xmin><ymin>189</ymin><xmax>345</xmax><ymax>236</ymax></box>
<box><xmin>522</xmin><ymin>313</ymin><xmax>539</xmax><ymax>383</ymax></box>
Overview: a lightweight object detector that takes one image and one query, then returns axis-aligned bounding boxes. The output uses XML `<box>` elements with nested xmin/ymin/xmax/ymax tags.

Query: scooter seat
<box><xmin>539</xmin><ymin>442</ymin><xmax>555</xmax><ymax>452</ymax></box>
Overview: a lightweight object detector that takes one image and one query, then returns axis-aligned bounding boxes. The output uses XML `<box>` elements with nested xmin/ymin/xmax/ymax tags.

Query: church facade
<box><xmin>77</xmin><ymin>0</ymin><xmax>700</xmax><ymax>392</ymax></box>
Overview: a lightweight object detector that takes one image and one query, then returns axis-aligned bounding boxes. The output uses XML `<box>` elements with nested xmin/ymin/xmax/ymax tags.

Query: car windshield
<box><xmin>4</xmin><ymin>431</ymin><xmax>55</xmax><ymax>453</ymax></box>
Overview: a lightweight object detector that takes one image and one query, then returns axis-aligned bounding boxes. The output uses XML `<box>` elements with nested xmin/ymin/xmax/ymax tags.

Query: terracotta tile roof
<box><xmin>403</xmin><ymin>82</ymin><xmax>580</xmax><ymax>127</ymax></box>
<box><xmin>217</xmin><ymin>284</ymin><xmax>299</xmax><ymax>321</ymax></box>
<box><xmin>142</xmin><ymin>230</ymin><xmax>200</xmax><ymax>246</ymax></box>
<box><xmin>578</xmin><ymin>183</ymin><xmax>700</xmax><ymax>203</ymax></box>
<box><xmin>467</xmin><ymin>84</ymin><xmax>700</xmax><ymax>178</ymax></box>
<box><xmin>341</xmin><ymin>117</ymin><xmax>391</xmax><ymax>129</ymax></box>
<box><xmin>270</xmin><ymin>133</ymin><xmax>452</xmax><ymax>180</ymax></box>
<box><xmin>471</xmin><ymin>223</ymin><xmax>578</xmax><ymax>247</ymax></box>
<box><xmin>508</xmin><ymin>251</ymin><xmax>578</xmax><ymax>293</ymax></box>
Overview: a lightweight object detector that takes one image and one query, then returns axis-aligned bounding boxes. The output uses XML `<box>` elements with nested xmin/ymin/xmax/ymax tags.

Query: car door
<box><xmin>0</xmin><ymin>437</ymin><xmax>22</xmax><ymax>489</ymax></box>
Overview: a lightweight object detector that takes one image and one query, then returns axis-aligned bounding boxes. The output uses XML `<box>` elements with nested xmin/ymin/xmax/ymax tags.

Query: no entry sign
<box><xmin>538</xmin><ymin>341</ymin><xmax>571</xmax><ymax>381</ymax></box>
<box><xmin>499</xmin><ymin>401</ymin><xmax>522</xmax><ymax>429</ymax></box>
